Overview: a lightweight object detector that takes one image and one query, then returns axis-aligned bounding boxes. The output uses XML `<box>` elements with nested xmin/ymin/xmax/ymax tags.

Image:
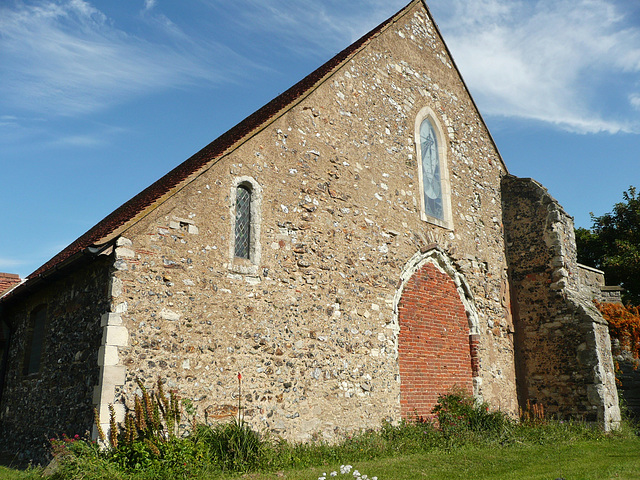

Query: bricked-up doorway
<box><xmin>396</xmin><ymin>251</ymin><xmax>477</xmax><ymax>419</ymax></box>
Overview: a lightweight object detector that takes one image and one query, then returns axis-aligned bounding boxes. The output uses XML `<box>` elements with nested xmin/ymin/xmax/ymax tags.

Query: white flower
<box><xmin>353</xmin><ymin>470</ymin><xmax>361</xmax><ymax>477</ymax></box>
<box><xmin>330</xmin><ymin>472</ymin><xmax>338</xmax><ymax>477</ymax></box>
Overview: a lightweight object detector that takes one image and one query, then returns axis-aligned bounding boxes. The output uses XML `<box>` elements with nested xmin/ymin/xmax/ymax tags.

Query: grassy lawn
<box><xmin>239</xmin><ymin>437</ymin><xmax>640</xmax><ymax>480</ymax></box>
<box><xmin>3</xmin><ymin>391</ymin><xmax>638</xmax><ymax>480</ymax></box>
<box><xmin>2</xmin><ymin>435</ymin><xmax>637</xmax><ymax>480</ymax></box>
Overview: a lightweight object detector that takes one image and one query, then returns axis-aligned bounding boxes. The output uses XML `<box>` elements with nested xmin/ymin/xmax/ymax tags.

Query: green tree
<box><xmin>576</xmin><ymin>186</ymin><xmax>640</xmax><ymax>305</ymax></box>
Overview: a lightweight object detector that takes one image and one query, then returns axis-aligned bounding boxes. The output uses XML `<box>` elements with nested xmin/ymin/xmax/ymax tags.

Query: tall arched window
<box><xmin>234</xmin><ymin>184</ymin><xmax>252</xmax><ymax>259</ymax></box>
<box><xmin>415</xmin><ymin>107</ymin><xmax>453</xmax><ymax>230</ymax></box>
<box><xmin>420</xmin><ymin>118</ymin><xmax>443</xmax><ymax>221</ymax></box>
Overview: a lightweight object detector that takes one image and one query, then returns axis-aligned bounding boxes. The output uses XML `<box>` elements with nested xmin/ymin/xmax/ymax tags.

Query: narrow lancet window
<box><xmin>23</xmin><ymin>305</ymin><xmax>46</xmax><ymax>375</ymax></box>
<box><xmin>234</xmin><ymin>185</ymin><xmax>252</xmax><ymax>259</ymax></box>
<box><xmin>420</xmin><ymin>118</ymin><xmax>444</xmax><ymax>221</ymax></box>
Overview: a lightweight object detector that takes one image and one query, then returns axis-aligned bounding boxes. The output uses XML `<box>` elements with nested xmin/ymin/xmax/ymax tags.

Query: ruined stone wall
<box><xmin>578</xmin><ymin>264</ymin><xmax>605</xmax><ymax>300</ymax></box>
<box><xmin>0</xmin><ymin>257</ymin><xmax>112</xmax><ymax>461</ymax></box>
<box><xmin>95</xmin><ymin>1</ymin><xmax>517</xmax><ymax>442</ymax></box>
<box><xmin>502</xmin><ymin>176</ymin><xmax>620</xmax><ymax>429</ymax></box>
<box><xmin>577</xmin><ymin>264</ymin><xmax>623</xmax><ymax>305</ymax></box>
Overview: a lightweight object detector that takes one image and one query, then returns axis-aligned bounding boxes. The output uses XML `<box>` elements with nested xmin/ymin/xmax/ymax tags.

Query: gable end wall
<box><xmin>104</xmin><ymin>0</ymin><xmax>517</xmax><ymax>442</ymax></box>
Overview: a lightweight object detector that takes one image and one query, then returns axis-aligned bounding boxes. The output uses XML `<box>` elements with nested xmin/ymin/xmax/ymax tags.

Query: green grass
<box><xmin>228</xmin><ymin>436</ymin><xmax>640</xmax><ymax>480</ymax></box>
<box><xmin>3</xmin><ymin>429</ymin><xmax>639</xmax><ymax>479</ymax></box>
<box><xmin>0</xmin><ymin>466</ymin><xmax>42</xmax><ymax>480</ymax></box>
<box><xmin>3</xmin><ymin>391</ymin><xmax>639</xmax><ymax>479</ymax></box>
<box><xmin>6</xmin><ymin>435</ymin><xmax>637</xmax><ymax>479</ymax></box>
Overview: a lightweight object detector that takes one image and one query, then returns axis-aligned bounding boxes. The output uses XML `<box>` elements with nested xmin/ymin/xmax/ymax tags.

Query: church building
<box><xmin>0</xmin><ymin>0</ymin><xmax>620</xmax><ymax>461</ymax></box>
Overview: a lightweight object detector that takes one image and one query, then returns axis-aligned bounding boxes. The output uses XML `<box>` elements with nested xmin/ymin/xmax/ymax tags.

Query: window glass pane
<box><xmin>420</xmin><ymin>119</ymin><xmax>443</xmax><ymax>220</ymax></box>
<box><xmin>25</xmin><ymin>307</ymin><xmax>46</xmax><ymax>375</ymax></box>
<box><xmin>235</xmin><ymin>186</ymin><xmax>251</xmax><ymax>259</ymax></box>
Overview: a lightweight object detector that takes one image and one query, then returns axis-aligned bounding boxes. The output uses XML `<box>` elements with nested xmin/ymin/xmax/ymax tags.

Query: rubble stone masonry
<box><xmin>8</xmin><ymin>1</ymin><xmax>625</xmax><ymax>462</ymax></box>
<box><xmin>101</xmin><ymin>2</ymin><xmax>518</xmax><ymax>442</ymax></box>
<box><xmin>502</xmin><ymin>176</ymin><xmax>620</xmax><ymax>429</ymax></box>
<box><xmin>0</xmin><ymin>258</ymin><xmax>111</xmax><ymax>460</ymax></box>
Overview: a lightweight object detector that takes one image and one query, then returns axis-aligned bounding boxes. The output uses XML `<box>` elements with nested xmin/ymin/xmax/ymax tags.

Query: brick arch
<box><xmin>393</xmin><ymin>249</ymin><xmax>479</xmax><ymax>419</ymax></box>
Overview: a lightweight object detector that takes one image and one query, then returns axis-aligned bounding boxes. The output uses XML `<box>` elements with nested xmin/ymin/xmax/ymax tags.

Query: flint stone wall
<box><xmin>0</xmin><ymin>257</ymin><xmax>111</xmax><ymax>462</ymax></box>
<box><xmin>103</xmin><ymin>1</ymin><xmax>518</xmax><ymax>443</ymax></box>
<box><xmin>616</xmin><ymin>357</ymin><xmax>640</xmax><ymax>419</ymax></box>
<box><xmin>502</xmin><ymin>176</ymin><xmax>620</xmax><ymax>430</ymax></box>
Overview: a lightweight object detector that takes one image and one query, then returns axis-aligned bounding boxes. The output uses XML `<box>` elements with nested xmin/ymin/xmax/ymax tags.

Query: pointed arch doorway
<box><xmin>395</xmin><ymin>249</ymin><xmax>480</xmax><ymax>419</ymax></box>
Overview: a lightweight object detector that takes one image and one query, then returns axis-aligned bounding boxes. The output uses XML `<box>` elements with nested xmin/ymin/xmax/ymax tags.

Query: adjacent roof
<box><xmin>6</xmin><ymin>0</ymin><xmax>506</xmax><ymax>300</ymax></box>
<box><xmin>0</xmin><ymin>273</ymin><xmax>21</xmax><ymax>296</ymax></box>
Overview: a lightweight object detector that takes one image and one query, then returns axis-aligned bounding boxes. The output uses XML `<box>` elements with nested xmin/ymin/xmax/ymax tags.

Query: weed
<box><xmin>41</xmin><ymin>384</ymin><xmax>631</xmax><ymax>480</ymax></box>
<box><xmin>194</xmin><ymin>418</ymin><xmax>265</xmax><ymax>472</ymax></box>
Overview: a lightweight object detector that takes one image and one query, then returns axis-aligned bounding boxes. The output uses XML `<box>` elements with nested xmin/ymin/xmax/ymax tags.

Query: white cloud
<box><xmin>3</xmin><ymin>0</ymin><xmax>638</xmax><ymax>135</ymax></box>
<box><xmin>50</xmin><ymin>134</ymin><xmax>106</xmax><ymax>147</ymax></box>
<box><xmin>0</xmin><ymin>258</ymin><xmax>24</xmax><ymax>270</ymax></box>
<box><xmin>201</xmin><ymin>0</ymin><xmax>407</xmax><ymax>58</ymax></box>
<box><xmin>631</xmin><ymin>94</ymin><xmax>640</xmax><ymax>111</ymax></box>
<box><xmin>195</xmin><ymin>0</ymin><xmax>640</xmax><ymax>134</ymax></box>
<box><xmin>0</xmin><ymin>0</ymin><xmax>247</xmax><ymax>116</ymax></box>
<box><xmin>430</xmin><ymin>0</ymin><xmax>640</xmax><ymax>133</ymax></box>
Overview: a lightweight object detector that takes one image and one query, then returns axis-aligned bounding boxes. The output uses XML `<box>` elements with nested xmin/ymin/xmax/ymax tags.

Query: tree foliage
<box><xmin>576</xmin><ymin>186</ymin><xmax>640</xmax><ymax>305</ymax></box>
<box><xmin>595</xmin><ymin>301</ymin><xmax>640</xmax><ymax>360</ymax></box>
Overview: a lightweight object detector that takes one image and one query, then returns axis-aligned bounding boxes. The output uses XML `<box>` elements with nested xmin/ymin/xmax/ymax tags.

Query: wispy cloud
<box><xmin>49</xmin><ymin>134</ymin><xmax>106</xmax><ymax>148</ymax></box>
<box><xmin>200</xmin><ymin>0</ymin><xmax>407</xmax><ymax>58</ymax></box>
<box><xmin>431</xmin><ymin>0</ymin><xmax>640</xmax><ymax>133</ymax></box>
<box><xmin>195</xmin><ymin>0</ymin><xmax>640</xmax><ymax>134</ymax></box>
<box><xmin>0</xmin><ymin>0</ymin><xmax>249</xmax><ymax>116</ymax></box>
<box><xmin>3</xmin><ymin>0</ymin><xmax>638</xmax><ymax>136</ymax></box>
<box><xmin>0</xmin><ymin>257</ymin><xmax>24</xmax><ymax>270</ymax></box>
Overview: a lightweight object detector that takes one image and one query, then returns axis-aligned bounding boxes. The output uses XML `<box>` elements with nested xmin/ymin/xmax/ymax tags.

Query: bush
<box><xmin>596</xmin><ymin>301</ymin><xmax>640</xmax><ymax>359</ymax></box>
<box><xmin>432</xmin><ymin>389</ymin><xmax>513</xmax><ymax>444</ymax></box>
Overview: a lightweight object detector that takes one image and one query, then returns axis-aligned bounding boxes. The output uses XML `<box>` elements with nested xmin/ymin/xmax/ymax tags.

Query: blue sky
<box><xmin>1</xmin><ymin>0</ymin><xmax>640</xmax><ymax>278</ymax></box>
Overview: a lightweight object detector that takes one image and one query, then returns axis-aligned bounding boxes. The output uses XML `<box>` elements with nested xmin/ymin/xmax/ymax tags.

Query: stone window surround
<box><xmin>22</xmin><ymin>304</ymin><xmax>47</xmax><ymax>377</ymax></box>
<box><xmin>414</xmin><ymin>106</ymin><xmax>454</xmax><ymax>230</ymax></box>
<box><xmin>229</xmin><ymin>176</ymin><xmax>262</xmax><ymax>275</ymax></box>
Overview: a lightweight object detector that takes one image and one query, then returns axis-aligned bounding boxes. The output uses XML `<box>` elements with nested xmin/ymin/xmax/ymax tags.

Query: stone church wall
<box><xmin>0</xmin><ymin>257</ymin><xmax>112</xmax><ymax>461</ymax></box>
<box><xmin>578</xmin><ymin>264</ymin><xmax>605</xmax><ymax>300</ymax></box>
<box><xmin>0</xmin><ymin>1</ymin><xmax>623</xmax><ymax>462</ymax></box>
<box><xmin>502</xmin><ymin>176</ymin><xmax>620</xmax><ymax>429</ymax></box>
<box><xmin>100</xmin><ymin>1</ymin><xmax>518</xmax><ymax>443</ymax></box>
